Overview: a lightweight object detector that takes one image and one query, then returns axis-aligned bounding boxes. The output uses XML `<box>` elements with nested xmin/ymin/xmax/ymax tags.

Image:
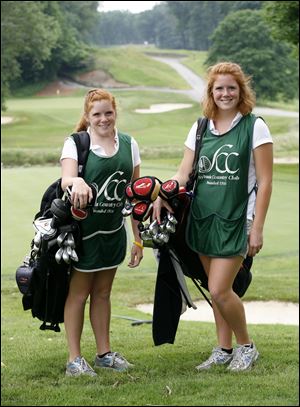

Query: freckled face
<box><xmin>86</xmin><ymin>100</ymin><xmax>116</xmax><ymax>136</ymax></box>
<box><xmin>212</xmin><ymin>74</ymin><xmax>240</xmax><ymax>113</ymax></box>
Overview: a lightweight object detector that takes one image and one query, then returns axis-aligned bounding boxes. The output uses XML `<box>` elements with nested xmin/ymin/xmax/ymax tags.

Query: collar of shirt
<box><xmin>87</xmin><ymin>127</ymin><xmax>119</xmax><ymax>156</ymax></box>
<box><xmin>209</xmin><ymin>112</ymin><xmax>243</xmax><ymax>135</ymax></box>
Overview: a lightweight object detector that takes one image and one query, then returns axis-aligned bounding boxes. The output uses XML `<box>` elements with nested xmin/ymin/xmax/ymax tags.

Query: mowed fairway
<box><xmin>2</xmin><ymin>91</ymin><xmax>200</xmax><ymax>150</ymax></box>
<box><xmin>2</xmin><ymin>92</ymin><xmax>298</xmax><ymax>158</ymax></box>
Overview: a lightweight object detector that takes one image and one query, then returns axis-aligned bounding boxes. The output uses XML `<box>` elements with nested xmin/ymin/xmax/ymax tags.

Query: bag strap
<box><xmin>71</xmin><ymin>131</ymin><xmax>90</xmax><ymax>177</ymax></box>
<box><xmin>186</xmin><ymin>117</ymin><xmax>208</xmax><ymax>192</ymax></box>
<box><xmin>54</xmin><ymin>131</ymin><xmax>90</xmax><ymax>201</ymax></box>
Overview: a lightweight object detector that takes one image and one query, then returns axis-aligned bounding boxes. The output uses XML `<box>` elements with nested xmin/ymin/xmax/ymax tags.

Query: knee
<box><xmin>67</xmin><ymin>286</ymin><xmax>90</xmax><ymax>304</ymax></box>
<box><xmin>209</xmin><ymin>285</ymin><xmax>230</xmax><ymax>305</ymax></box>
<box><xmin>92</xmin><ymin>288</ymin><xmax>111</xmax><ymax>302</ymax></box>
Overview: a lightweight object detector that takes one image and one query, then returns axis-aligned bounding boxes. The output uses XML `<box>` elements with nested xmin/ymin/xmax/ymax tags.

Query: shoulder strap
<box><xmin>193</xmin><ymin>117</ymin><xmax>208</xmax><ymax>175</ymax></box>
<box><xmin>36</xmin><ymin>132</ymin><xmax>90</xmax><ymax>218</ymax></box>
<box><xmin>71</xmin><ymin>131</ymin><xmax>90</xmax><ymax>177</ymax></box>
<box><xmin>186</xmin><ymin>117</ymin><xmax>208</xmax><ymax>192</ymax></box>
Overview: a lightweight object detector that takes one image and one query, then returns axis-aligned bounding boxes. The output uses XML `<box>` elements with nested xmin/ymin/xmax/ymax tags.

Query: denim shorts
<box><xmin>239</xmin><ymin>219</ymin><xmax>253</xmax><ymax>258</ymax></box>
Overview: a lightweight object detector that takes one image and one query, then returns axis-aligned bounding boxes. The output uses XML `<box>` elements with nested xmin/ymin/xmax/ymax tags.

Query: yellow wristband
<box><xmin>133</xmin><ymin>241</ymin><xmax>143</xmax><ymax>249</ymax></box>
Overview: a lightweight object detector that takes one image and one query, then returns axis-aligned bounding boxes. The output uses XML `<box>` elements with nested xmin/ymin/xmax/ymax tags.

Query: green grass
<box><xmin>1</xmin><ymin>91</ymin><xmax>299</xmax><ymax>166</ymax></box>
<box><xmin>1</xmin><ymin>317</ymin><xmax>298</xmax><ymax>406</ymax></box>
<box><xmin>256</xmin><ymin>99</ymin><xmax>299</xmax><ymax>112</ymax></box>
<box><xmin>1</xmin><ymin>91</ymin><xmax>199</xmax><ymax>149</ymax></box>
<box><xmin>88</xmin><ymin>45</ymin><xmax>190</xmax><ymax>89</ymax></box>
<box><xmin>141</xmin><ymin>45</ymin><xmax>209</xmax><ymax>78</ymax></box>
<box><xmin>180</xmin><ymin>50</ymin><xmax>209</xmax><ymax>79</ymax></box>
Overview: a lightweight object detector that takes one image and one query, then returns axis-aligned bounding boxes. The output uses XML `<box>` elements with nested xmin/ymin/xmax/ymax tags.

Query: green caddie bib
<box><xmin>186</xmin><ymin>114</ymin><xmax>257</xmax><ymax>257</ymax></box>
<box><xmin>76</xmin><ymin>133</ymin><xmax>134</xmax><ymax>271</ymax></box>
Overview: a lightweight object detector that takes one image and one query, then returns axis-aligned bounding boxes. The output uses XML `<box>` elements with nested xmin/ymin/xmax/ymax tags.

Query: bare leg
<box><xmin>212</xmin><ymin>302</ymin><xmax>233</xmax><ymax>348</ymax></box>
<box><xmin>200</xmin><ymin>255</ymin><xmax>250</xmax><ymax>346</ymax></box>
<box><xmin>64</xmin><ymin>270</ymin><xmax>93</xmax><ymax>362</ymax></box>
<box><xmin>209</xmin><ymin>257</ymin><xmax>250</xmax><ymax>345</ymax></box>
<box><xmin>200</xmin><ymin>256</ymin><xmax>233</xmax><ymax>348</ymax></box>
<box><xmin>89</xmin><ymin>268</ymin><xmax>117</xmax><ymax>355</ymax></box>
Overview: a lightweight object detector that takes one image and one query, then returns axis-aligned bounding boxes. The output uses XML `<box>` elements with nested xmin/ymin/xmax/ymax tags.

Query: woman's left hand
<box><xmin>128</xmin><ymin>242</ymin><xmax>143</xmax><ymax>268</ymax></box>
<box><xmin>248</xmin><ymin>227</ymin><xmax>263</xmax><ymax>257</ymax></box>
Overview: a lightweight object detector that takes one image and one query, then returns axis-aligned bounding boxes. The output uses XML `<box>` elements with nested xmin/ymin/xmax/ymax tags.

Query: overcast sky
<box><xmin>98</xmin><ymin>1</ymin><xmax>161</xmax><ymax>14</ymax></box>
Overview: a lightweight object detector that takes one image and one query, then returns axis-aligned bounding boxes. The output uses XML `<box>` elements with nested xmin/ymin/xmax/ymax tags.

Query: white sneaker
<box><xmin>94</xmin><ymin>352</ymin><xmax>133</xmax><ymax>372</ymax></box>
<box><xmin>227</xmin><ymin>343</ymin><xmax>259</xmax><ymax>371</ymax></box>
<box><xmin>66</xmin><ymin>356</ymin><xmax>97</xmax><ymax>377</ymax></box>
<box><xmin>196</xmin><ymin>347</ymin><xmax>233</xmax><ymax>371</ymax></box>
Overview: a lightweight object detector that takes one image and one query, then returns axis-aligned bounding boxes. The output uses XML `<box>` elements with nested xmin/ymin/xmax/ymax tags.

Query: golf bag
<box><xmin>16</xmin><ymin>131</ymin><xmax>90</xmax><ymax>332</ymax></box>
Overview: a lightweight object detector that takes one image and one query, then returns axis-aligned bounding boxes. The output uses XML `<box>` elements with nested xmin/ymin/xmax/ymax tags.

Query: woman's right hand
<box><xmin>70</xmin><ymin>177</ymin><xmax>93</xmax><ymax>209</ymax></box>
<box><xmin>152</xmin><ymin>196</ymin><xmax>174</xmax><ymax>224</ymax></box>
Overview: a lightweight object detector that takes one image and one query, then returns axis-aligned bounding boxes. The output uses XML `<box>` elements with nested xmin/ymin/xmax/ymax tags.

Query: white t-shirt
<box><xmin>184</xmin><ymin>113</ymin><xmax>273</xmax><ymax>220</ymax></box>
<box><xmin>60</xmin><ymin>128</ymin><xmax>141</xmax><ymax>167</ymax></box>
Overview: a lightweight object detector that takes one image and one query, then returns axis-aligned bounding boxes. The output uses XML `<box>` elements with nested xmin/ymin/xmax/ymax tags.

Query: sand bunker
<box><xmin>135</xmin><ymin>103</ymin><xmax>193</xmax><ymax>114</ymax></box>
<box><xmin>136</xmin><ymin>301</ymin><xmax>299</xmax><ymax>325</ymax></box>
<box><xmin>1</xmin><ymin>116</ymin><xmax>13</xmax><ymax>125</ymax></box>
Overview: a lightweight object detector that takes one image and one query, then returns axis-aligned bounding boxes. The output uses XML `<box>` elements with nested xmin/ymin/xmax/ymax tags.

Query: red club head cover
<box><xmin>125</xmin><ymin>183</ymin><xmax>134</xmax><ymax>201</ymax></box>
<box><xmin>131</xmin><ymin>176</ymin><xmax>161</xmax><ymax>202</ymax></box>
<box><xmin>132</xmin><ymin>201</ymin><xmax>153</xmax><ymax>222</ymax></box>
<box><xmin>159</xmin><ymin>179</ymin><xmax>179</xmax><ymax>200</ymax></box>
<box><xmin>71</xmin><ymin>206</ymin><xmax>88</xmax><ymax>221</ymax></box>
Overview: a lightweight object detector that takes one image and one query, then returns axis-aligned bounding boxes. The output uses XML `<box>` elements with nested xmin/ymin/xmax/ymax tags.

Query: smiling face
<box><xmin>86</xmin><ymin>99</ymin><xmax>116</xmax><ymax>137</ymax></box>
<box><xmin>212</xmin><ymin>74</ymin><xmax>240</xmax><ymax>115</ymax></box>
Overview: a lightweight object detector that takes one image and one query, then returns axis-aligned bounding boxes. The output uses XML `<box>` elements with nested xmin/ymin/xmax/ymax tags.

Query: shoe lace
<box><xmin>80</xmin><ymin>357</ymin><xmax>93</xmax><ymax>372</ymax></box>
<box><xmin>211</xmin><ymin>347</ymin><xmax>226</xmax><ymax>360</ymax></box>
<box><xmin>114</xmin><ymin>352</ymin><xmax>128</xmax><ymax>364</ymax></box>
<box><xmin>230</xmin><ymin>346</ymin><xmax>252</xmax><ymax>367</ymax></box>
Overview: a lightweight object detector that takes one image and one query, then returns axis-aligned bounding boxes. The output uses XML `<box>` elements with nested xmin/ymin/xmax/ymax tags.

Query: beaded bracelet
<box><xmin>133</xmin><ymin>241</ymin><xmax>143</xmax><ymax>249</ymax></box>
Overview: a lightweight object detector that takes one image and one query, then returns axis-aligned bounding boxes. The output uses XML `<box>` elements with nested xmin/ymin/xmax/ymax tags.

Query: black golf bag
<box><xmin>16</xmin><ymin>131</ymin><xmax>90</xmax><ymax>332</ymax></box>
<box><xmin>16</xmin><ymin>187</ymin><xmax>83</xmax><ymax>332</ymax></box>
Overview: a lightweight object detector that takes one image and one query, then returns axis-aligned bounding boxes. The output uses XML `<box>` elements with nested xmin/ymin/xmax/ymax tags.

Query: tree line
<box><xmin>95</xmin><ymin>1</ymin><xmax>264</xmax><ymax>50</ymax></box>
<box><xmin>1</xmin><ymin>0</ymin><xmax>99</xmax><ymax>109</ymax></box>
<box><xmin>1</xmin><ymin>1</ymin><xmax>298</xmax><ymax>110</ymax></box>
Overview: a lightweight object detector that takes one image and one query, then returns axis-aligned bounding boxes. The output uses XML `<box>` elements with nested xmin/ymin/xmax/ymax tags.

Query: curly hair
<box><xmin>202</xmin><ymin>62</ymin><xmax>256</xmax><ymax>119</ymax></box>
<box><xmin>76</xmin><ymin>88</ymin><xmax>117</xmax><ymax>132</ymax></box>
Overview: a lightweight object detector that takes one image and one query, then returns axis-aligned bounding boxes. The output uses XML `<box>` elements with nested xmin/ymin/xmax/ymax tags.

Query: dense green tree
<box><xmin>227</xmin><ymin>1</ymin><xmax>262</xmax><ymax>11</ymax></box>
<box><xmin>187</xmin><ymin>1</ymin><xmax>225</xmax><ymax>50</ymax></box>
<box><xmin>264</xmin><ymin>0</ymin><xmax>299</xmax><ymax>45</ymax></box>
<box><xmin>166</xmin><ymin>1</ymin><xmax>263</xmax><ymax>50</ymax></box>
<box><xmin>59</xmin><ymin>1</ymin><xmax>100</xmax><ymax>44</ymax></box>
<box><xmin>1</xmin><ymin>1</ymin><xmax>59</xmax><ymax>109</ymax></box>
<box><xmin>93</xmin><ymin>1</ymin><xmax>263</xmax><ymax>50</ymax></box>
<box><xmin>1</xmin><ymin>1</ymin><xmax>99</xmax><ymax>109</ymax></box>
<box><xmin>166</xmin><ymin>1</ymin><xmax>194</xmax><ymax>49</ymax></box>
<box><xmin>206</xmin><ymin>10</ymin><xmax>298</xmax><ymax>101</ymax></box>
<box><xmin>36</xmin><ymin>1</ymin><xmax>95</xmax><ymax>79</ymax></box>
<box><xmin>135</xmin><ymin>9</ymin><xmax>158</xmax><ymax>45</ymax></box>
<box><xmin>137</xmin><ymin>4</ymin><xmax>183</xmax><ymax>49</ymax></box>
<box><xmin>153</xmin><ymin>5</ymin><xmax>184</xmax><ymax>49</ymax></box>
<box><xmin>93</xmin><ymin>4</ymin><xmax>182</xmax><ymax>49</ymax></box>
<box><xmin>262</xmin><ymin>1</ymin><xmax>299</xmax><ymax>49</ymax></box>
<box><xmin>93</xmin><ymin>11</ymin><xmax>139</xmax><ymax>45</ymax></box>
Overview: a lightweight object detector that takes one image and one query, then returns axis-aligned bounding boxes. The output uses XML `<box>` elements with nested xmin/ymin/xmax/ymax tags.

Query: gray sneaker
<box><xmin>94</xmin><ymin>352</ymin><xmax>133</xmax><ymax>372</ymax></box>
<box><xmin>66</xmin><ymin>356</ymin><xmax>97</xmax><ymax>377</ymax></box>
<box><xmin>196</xmin><ymin>347</ymin><xmax>233</xmax><ymax>371</ymax></box>
<box><xmin>227</xmin><ymin>343</ymin><xmax>259</xmax><ymax>372</ymax></box>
